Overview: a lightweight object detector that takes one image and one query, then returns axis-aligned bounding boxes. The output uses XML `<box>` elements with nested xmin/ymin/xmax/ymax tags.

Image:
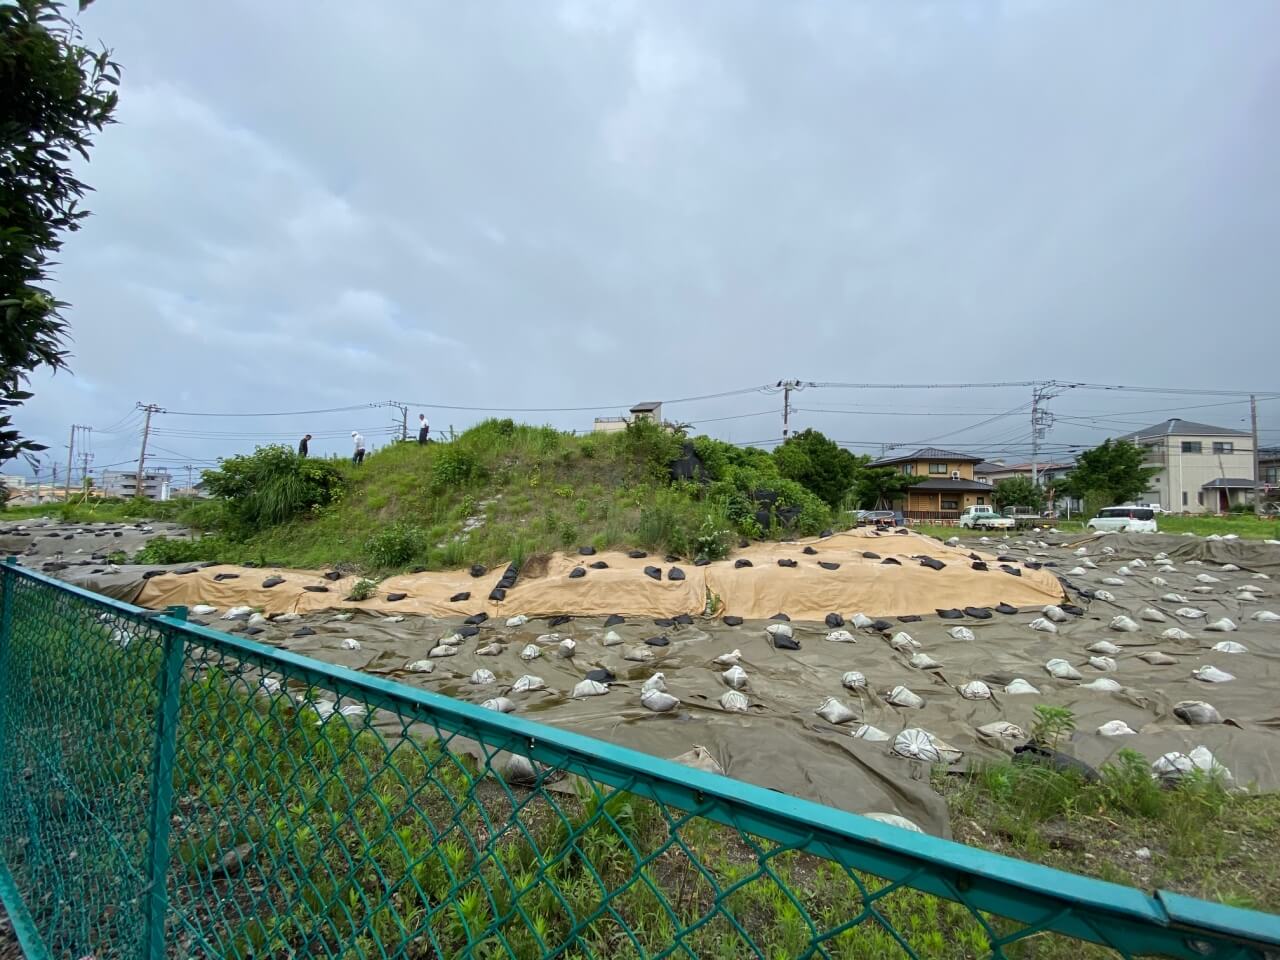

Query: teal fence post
<box><xmin>143</xmin><ymin>605</ymin><xmax>187</xmax><ymax>960</ymax></box>
<box><xmin>0</xmin><ymin>557</ymin><xmax>16</xmax><ymax>757</ymax></box>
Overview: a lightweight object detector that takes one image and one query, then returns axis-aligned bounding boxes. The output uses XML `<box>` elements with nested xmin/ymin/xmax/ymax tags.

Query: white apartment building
<box><xmin>1118</xmin><ymin>418</ymin><xmax>1254</xmax><ymax>514</ymax></box>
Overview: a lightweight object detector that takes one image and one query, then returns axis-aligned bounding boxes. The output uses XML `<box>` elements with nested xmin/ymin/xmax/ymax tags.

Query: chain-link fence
<box><xmin>1</xmin><ymin>558</ymin><xmax>1277</xmax><ymax>959</ymax></box>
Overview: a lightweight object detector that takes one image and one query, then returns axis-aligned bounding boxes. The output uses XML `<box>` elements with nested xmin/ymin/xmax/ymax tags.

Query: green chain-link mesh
<box><xmin>0</xmin><ymin>562</ymin><xmax>1276</xmax><ymax>959</ymax></box>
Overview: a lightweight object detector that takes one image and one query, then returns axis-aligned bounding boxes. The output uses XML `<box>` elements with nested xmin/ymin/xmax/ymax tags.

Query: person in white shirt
<box><xmin>351</xmin><ymin>431</ymin><xmax>366</xmax><ymax>465</ymax></box>
<box><xmin>417</xmin><ymin>414</ymin><xmax>430</xmax><ymax>444</ymax></box>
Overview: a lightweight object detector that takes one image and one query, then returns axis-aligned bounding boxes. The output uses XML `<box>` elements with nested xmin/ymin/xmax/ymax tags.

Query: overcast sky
<box><xmin>13</xmin><ymin>0</ymin><xmax>1280</xmax><ymax>479</ymax></box>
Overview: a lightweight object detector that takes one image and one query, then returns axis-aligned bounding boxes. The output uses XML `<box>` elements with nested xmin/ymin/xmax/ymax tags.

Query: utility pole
<box><xmin>1251</xmin><ymin>394</ymin><xmax>1261</xmax><ymax>517</ymax></box>
<box><xmin>65</xmin><ymin>424</ymin><xmax>77</xmax><ymax>502</ymax></box>
<box><xmin>79</xmin><ymin>450</ymin><xmax>93</xmax><ymax>498</ymax></box>
<box><xmin>778</xmin><ymin>379</ymin><xmax>806</xmax><ymax>441</ymax></box>
<box><xmin>1029</xmin><ymin>383</ymin><xmax>1060</xmax><ymax>488</ymax></box>
<box><xmin>185</xmin><ymin>464</ymin><xmax>194</xmax><ymax>496</ymax></box>
<box><xmin>135</xmin><ymin>403</ymin><xmax>162</xmax><ymax>497</ymax></box>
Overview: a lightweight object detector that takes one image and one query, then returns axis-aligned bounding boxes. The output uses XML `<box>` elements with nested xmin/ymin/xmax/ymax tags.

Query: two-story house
<box><xmin>867</xmin><ymin>447</ymin><xmax>993</xmax><ymax>520</ymax></box>
<box><xmin>1116</xmin><ymin>418</ymin><xmax>1254</xmax><ymax>514</ymax></box>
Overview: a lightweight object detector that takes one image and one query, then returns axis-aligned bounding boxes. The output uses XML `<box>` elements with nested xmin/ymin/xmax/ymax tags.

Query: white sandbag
<box><xmin>1139</xmin><ymin>608</ymin><xmax>1166</xmax><ymax>623</ymax></box>
<box><xmin>889</xmin><ymin>632</ymin><xmax>920</xmax><ymax>651</ymax></box>
<box><xmin>1161</xmin><ymin>593</ymin><xmax>1189</xmax><ymax>603</ymax></box>
<box><xmin>572</xmin><ymin>679</ymin><xmax>609</xmax><ymax>698</ymax></box>
<box><xmin>1075</xmin><ymin>546</ymin><xmax>1090</xmax><ymax>556</ymax></box>
<box><xmin>222</xmin><ymin>605</ymin><xmax>253</xmax><ymax>620</ymax></box>
<box><xmin>439</xmin><ymin>634</ymin><xmax>464</xmax><ymax>646</ymax></box>
<box><xmin>766</xmin><ymin>622</ymin><xmax>794</xmax><ymax>641</ymax></box>
<box><xmin>1087</xmin><ymin>640</ymin><xmax>1121</xmax><ymax>655</ymax></box>
<box><xmin>624</xmin><ymin>646</ymin><xmax>655</xmax><ymax>662</ymax></box>
<box><xmin>1160</xmin><ymin>628</ymin><xmax>1194</xmax><ymax>641</ymax></box>
<box><xmin>851</xmin><ymin>723</ymin><xmax>891</xmax><ymax>741</ymax></box>
<box><xmin>885</xmin><ymin>685</ymin><xmax>924</xmax><ymax>708</ymax></box>
<box><xmin>713</xmin><ymin>648</ymin><xmax>742</xmax><ymax>666</ymax></box>
<box><xmin>1028</xmin><ymin>617</ymin><xmax>1058</xmax><ymax>634</ymax></box>
<box><xmin>1173</xmin><ymin>700</ymin><xmax>1221</xmax><ymax>725</ymax></box>
<box><xmin>816</xmin><ymin>697</ymin><xmax>857</xmax><ymax>724</ymax></box>
<box><xmin>641</xmin><ymin>688</ymin><xmax>680</xmax><ymax>712</ymax></box>
<box><xmin>1097</xmin><ymin>720</ymin><xmax>1136</xmax><ymax>736</ymax></box>
<box><xmin>1102</xmin><ymin>545</ymin><xmax>1116</xmax><ymax>555</ymax></box>
<box><xmin>511</xmin><ymin>675</ymin><xmax>545</xmax><ymax>693</ymax></box>
<box><xmin>274</xmin><ymin>613</ymin><xmax>302</xmax><ymax>623</ymax></box>
<box><xmin>841</xmin><ymin>670</ymin><xmax>867</xmax><ymax>690</ymax></box>
<box><xmin>602</xmin><ymin>630</ymin><xmax>624</xmax><ymax>646</ymax></box>
<box><xmin>1204</xmin><ymin>618</ymin><xmax>1237</xmax><ymax>633</ymax></box>
<box><xmin>851</xmin><ymin>613</ymin><xmax>874</xmax><ymax>629</ymax></box>
<box><xmin>331</xmin><ymin>612</ymin><xmax>355</xmax><ymax>622</ymax></box>
<box><xmin>407</xmin><ymin>659</ymin><xmax>434</xmax><ymax>673</ymax></box>
<box><xmin>381</xmin><ymin>615</ymin><xmax>405</xmax><ymax>624</ymax></box>
<box><xmin>1192</xmin><ymin>665</ymin><xmax>1234</xmax><ymax>683</ymax></box>
<box><xmin>1220</xmin><ymin>564</ymin><xmax>1240</xmax><ymax>572</ymax></box>
<box><xmin>908</xmin><ymin>652</ymin><xmax>941</xmax><ymax>670</ymax></box>
<box><xmin>1196</xmin><ymin>573</ymin><xmax>1221</xmax><ymax>584</ymax></box>
<box><xmin>1175</xmin><ymin>607</ymin><xmax>1206</xmax><ymax>619</ymax></box>
<box><xmin>1067</xmin><ymin>567</ymin><xmax>1088</xmax><ymax>576</ymax></box>
<box><xmin>1079</xmin><ymin>678</ymin><xmax>1122</xmax><ymax>692</ymax></box>
<box><xmin>1150</xmin><ymin>576</ymin><xmax>1168</xmax><ymax>587</ymax></box>
<box><xmin>339</xmin><ymin>638</ymin><xmax>362</xmax><ymax>651</ymax></box>
<box><xmin>556</xmin><ymin>639</ymin><xmax>577</xmax><ymax>658</ymax></box>
<box><xmin>958</xmin><ymin>680</ymin><xmax>992</xmax><ymax>700</ymax></box>
<box><xmin>428</xmin><ymin>645</ymin><xmax>458</xmax><ymax>658</ymax></box>
<box><xmin>475</xmin><ymin>643</ymin><xmax>503</xmax><ymax>656</ymax></box>
<box><xmin>1004</xmin><ymin>678</ymin><xmax>1040</xmax><ymax>695</ymax></box>
<box><xmin>248</xmin><ymin>612</ymin><xmax>269</xmax><ymax>626</ymax></box>
<box><xmin>1153</xmin><ymin>747</ymin><xmax>1232</xmax><ymax>784</ymax></box>
<box><xmin>947</xmin><ymin>626</ymin><xmax>975</xmax><ymax>642</ymax></box>
<box><xmin>1140</xmin><ymin>650</ymin><xmax>1177</xmax><ymax>665</ymax></box>
<box><xmin>1101</xmin><ymin>577</ymin><xmax>1126</xmax><ymax>586</ymax></box>
<box><xmin>1082</xmin><ymin>559</ymin><xmax>1099</xmax><ymax>569</ymax></box>
<box><xmin>519</xmin><ymin>644</ymin><xmax>541</xmax><ymax>661</ymax></box>
<box><xmin>1041</xmin><ymin>605</ymin><xmax>1067</xmax><ymax>622</ymax></box>
<box><xmin>826</xmin><ymin>629</ymin><xmax>857</xmax><ymax>643</ymax></box>
<box><xmin>191</xmin><ymin>604</ymin><xmax>217</xmax><ymax>616</ymax></box>
<box><xmin>1211</xmin><ymin>640</ymin><xmax>1248</xmax><ymax>654</ymax></box>
<box><xmin>719</xmin><ymin>690</ymin><xmax>749</xmax><ymax>713</ymax></box>
<box><xmin>482</xmin><ymin>697</ymin><xmax>516</xmax><ymax>714</ymax></box>
<box><xmin>1045</xmin><ymin>658</ymin><xmax>1082</xmax><ymax>680</ymax></box>
<box><xmin>1116</xmin><ymin>566</ymin><xmax>1132</xmax><ymax>577</ymax></box>
<box><xmin>1130</xmin><ymin>559</ymin><xmax>1147</xmax><ymax>568</ymax></box>
<box><xmin>1110</xmin><ymin>616</ymin><xmax>1139</xmax><ymax>632</ymax></box>
<box><xmin>642</xmin><ymin>673</ymin><xmax>667</xmax><ymax>693</ymax></box>
<box><xmin>506</xmin><ymin>615</ymin><xmax>529</xmax><ymax>627</ymax></box>
<box><xmin>1191</xmin><ymin>586</ymin><xmax>1215</xmax><ymax>595</ymax></box>
<box><xmin>1093</xmin><ymin>590</ymin><xmax>1116</xmax><ymax>602</ymax></box>
<box><xmin>722</xmin><ymin>665</ymin><xmax>749</xmax><ymax>690</ymax></box>
<box><xmin>892</xmin><ymin>728</ymin><xmax>962</xmax><ymax>764</ymax></box>
<box><xmin>470</xmin><ymin>669</ymin><xmax>496</xmax><ymax>685</ymax></box>
<box><xmin>1088</xmin><ymin>656</ymin><xmax>1117</xmax><ymax>672</ymax></box>
<box><xmin>1250</xmin><ymin>610</ymin><xmax>1280</xmax><ymax>622</ymax></box>
<box><xmin>976</xmin><ymin>721</ymin><xmax>1026</xmax><ymax>742</ymax></box>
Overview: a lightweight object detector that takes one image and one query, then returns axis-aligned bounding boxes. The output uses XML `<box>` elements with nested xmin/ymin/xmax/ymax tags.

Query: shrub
<box><xmin>432</xmin><ymin>446</ymin><xmax>480</xmax><ymax>487</ymax></box>
<box><xmin>365</xmin><ymin>523</ymin><xmax>426</xmax><ymax>568</ymax></box>
<box><xmin>200</xmin><ymin>445</ymin><xmax>344</xmax><ymax>537</ymax></box>
<box><xmin>347</xmin><ymin>578</ymin><xmax>378</xmax><ymax>601</ymax></box>
<box><xmin>134</xmin><ymin>536</ymin><xmax>229</xmax><ymax>565</ymax></box>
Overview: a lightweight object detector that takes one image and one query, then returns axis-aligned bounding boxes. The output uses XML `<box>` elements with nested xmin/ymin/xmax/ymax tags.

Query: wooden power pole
<box><xmin>1252</xmin><ymin>394</ymin><xmax>1261</xmax><ymax>517</ymax></box>
<box><xmin>135</xmin><ymin>403</ymin><xmax>161</xmax><ymax>497</ymax></box>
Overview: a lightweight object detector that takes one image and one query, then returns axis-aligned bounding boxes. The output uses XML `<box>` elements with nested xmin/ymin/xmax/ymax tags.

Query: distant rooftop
<box><xmin>630</xmin><ymin>402</ymin><xmax>662</xmax><ymax>413</ymax></box>
<box><xmin>869</xmin><ymin>447</ymin><xmax>983</xmax><ymax>467</ymax></box>
<box><xmin>1118</xmin><ymin>418</ymin><xmax>1250</xmax><ymax>441</ymax></box>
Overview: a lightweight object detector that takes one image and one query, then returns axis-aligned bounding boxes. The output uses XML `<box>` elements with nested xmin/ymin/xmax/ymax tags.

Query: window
<box><xmin>1264</xmin><ymin>466</ymin><xmax>1279</xmax><ymax>484</ymax></box>
<box><xmin>1197</xmin><ymin>491</ymin><xmax>1204</xmax><ymax>506</ymax></box>
<box><xmin>940</xmin><ymin>498</ymin><xmax>959</xmax><ymax>510</ymax></box>
<box><xmin>1212</xmin><ymin>442</ymin><xmax>1234</xmax><ymax>455</ymax></box>
<box><xmin>901</xmin><ymin>464</ymin><xmax>914</xmax><ymax>475</ymax></box>
<box><xmin>929</xmin><ymin>462</ymin><xmax>948</xmax><ymax>475</ymax></box>
<box><xmin>1182</xmin><ymin>491</ymin><xmax>1188</xmax><ymax>506</ymax></box>
<box><xmin>1181</xmin><ymin>441</ymin><xmax>1202</xmax><ymax>454</ymax></box>
<box><xmin>977</xmin><ymin>496</ymin><xmax>985</xmax><ymax>505</ymax></box>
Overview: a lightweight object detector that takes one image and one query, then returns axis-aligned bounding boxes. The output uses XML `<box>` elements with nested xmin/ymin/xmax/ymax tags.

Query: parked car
<box><xmin>958</xmin><ymin>506</ymin><xmax>1016</xmax><ymax>530</ymax></box>
<box><xmin>1086</xmin><ymin>507</ymin><xmax>1158</xmax><ymax>533</ymax></box>
<box><xmin>855</xmin><ymin>509</ymin><xmax>905</xmax><ymax>527</ymax></box>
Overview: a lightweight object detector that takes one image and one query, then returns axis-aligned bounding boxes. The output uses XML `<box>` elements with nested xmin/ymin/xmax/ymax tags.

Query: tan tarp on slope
<box><xmin>135</xmin><ymin>528</ymin><xmax>1066</xmax><ymax>619</ymax></box>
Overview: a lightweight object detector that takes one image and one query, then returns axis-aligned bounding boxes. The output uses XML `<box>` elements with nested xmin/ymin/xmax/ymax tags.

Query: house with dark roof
<box><xmin>867</xmin><ymin>447</ymin><xmax>993</xmax><ymax>520</ymax></box>
<box><xmin>1115</xmin><ymin>418</ymin><xmax>1255</xmax><ymax>513</ymax></box>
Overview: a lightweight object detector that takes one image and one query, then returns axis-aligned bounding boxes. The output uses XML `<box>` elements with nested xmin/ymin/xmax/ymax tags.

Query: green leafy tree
<box><xmin>1057</xmin><ymin>440</ymin><xmax>1158</xmax><ymax>507</ymax></box>
<box><xmin>1</xmin><ymin>0</ymin><xmax>119</xmax><ymax>465</ymax></box>
<box><xmin>848</xmin><ymin>465</ymin><xmax>925</xmax><ymax>510</ymax></box>
<box><xmin>201</xmin><ymin>445</ymin><xmax>345</xmax><ymax>537</ymax></box>
<box><xmin>992</xmin><ymin>475</ymin><xmax>1045</xmax><ymax>512</ymax></box>
<box><xmin>773</xmin><ymin>428</ymin><xmax>859</xmax><ymax>508</ymax></box>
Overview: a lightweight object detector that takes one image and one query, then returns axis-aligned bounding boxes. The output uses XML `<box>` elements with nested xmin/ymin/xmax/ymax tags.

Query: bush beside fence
<box><xmin>0</xmin><ymin>558</ymin><xmax>1277</xmax><ymax>959</ymax></box>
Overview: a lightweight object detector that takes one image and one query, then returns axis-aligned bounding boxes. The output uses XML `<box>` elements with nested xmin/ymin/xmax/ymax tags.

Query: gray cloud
<box><xmin>16</xmin><ymin>0</ymin><xmax>1280</xmax><ymax>475</ymax></box>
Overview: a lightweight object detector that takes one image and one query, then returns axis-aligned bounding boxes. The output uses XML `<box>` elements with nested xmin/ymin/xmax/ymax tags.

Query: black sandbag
<box><xmin>262</xmin><ymin>576</ymin><xmax>285</xmax><ymax>589</ymax></box>
<box><xmin>870</xmin><ymin>619</ymin><xmax>893</xmax><ymax>633</ymax></box>
<box><xmin>291</xmin><ymin>627</ymin><xmax>316</xmax><ymax>638</ymax></box>
<box><xmin>997</xmin><ymin>555</ymin><xmax>1017</xmax><ymax>563</ymax></box>
<box><xmin>770</xmin><ymin>612</ymin><xmax>790</xmax><ymax>622</ymax></box>
<box><xmin>971</xmin><ymin>561</ymin><xmax>988</xmax><ymax>571</ymax></box>
<box><xmin>175</xmin><ymin>567</ymin><xmax>199</xmax><ymax>576</ymax></box>
<box><xmin>489</xmin><ymin>587</ymin><xmax>507</xmax><ymax>602</ymax></box>
<box><xmin>777</xmin><ymin>559</ymin><xmax>797</xmax><ymax>569</ymax></box>
<box><xmin>323</xmin><ymin>571</ymin><xmax>343</xmax><ymax>581</ymax></box>
<box><xmin>898</xmin><ymin>614</ymin><xmax>923</xmax><ymax>623</ymax></box>
<box><xmin>386</xmin><ymin>592</ymin><xmax>407</xmax><ymax>602</ymax></box>
<box><xmin>738</xmin><ymin>538</ymin><xmax>750</xmax><ymax>549</ymax></box>
<box><xmin>213</xmin><ymin>573</ymin><xmax>239</xmax><ymax>582</ymax></box>
<box><xmin>1061</xmin><ymin>603</ymin><xmax>1086</xmax><ymax>617</ymax></box>
<box><xmin>894</xmin><ymin>528</ymin><xmax>909</xmax><ymax>535</ymax></box>
<box><xmin>578</xmin><ymin>546</ymin><xmax>596</xmax><ymax>556</ymax></box>
<box><xmin>722</xmin><ymin>616</ymin><xmax>744</xmax><ymax>627</ymax></box>
<box><xmin>643</xmin><ymin>566</ymin><xmax>661</xmax><ymax>580</ymax></box>
<box><xmin>771</xmin><ymin>634</ymin><xmax>801</xmax><ymax>651</ymax></box>
<box><xmin>498</xmin><ymin>576</ymin><xmax>517</xmax><ymax>590</ymax></box>
<box><xmin>590</xmin><ymin>561</ymin><xmax>609</xmax><ymax>569</ymax></box>
<box><xmin>628</xmin><ymin>550</ymin><xmax>648</xmax><ymax>559</ymax></box>
<box><xmin>568</xmin><ymin>567</ymin><xmax>586</xmax><ymax>579</ymax></box>
<box><xmin>802</xmin><ymin>546</ymin><xmax>818</xmax><ymax>556</ymax></box>
<box><xmin>411</xmin><ymin>566</ymin><xmax>427</xmax><ymax>574</ymax></box>
<box><xmin>964</xmin><ymin>607</ymin><xmax>992</xmax><ymax>620</ymax></box>
<box><xmin>1024</xmin><ymin>561</ymin><xmax>1043</xmax><ymax>570</ymax></box>
<box><xmin>244</xmin><ymin>626</ymin><xmax>264</xmax><ymax>637</ymax></box>
<box><xmin>734</xmin><ymin>559</ymin><xmax>753</xmax><ymax>569</ymax></box>
<box><xmin>880</xmin><ymin>558</ymin><xmax>901</xmax><ymax>566</ymax></box>
<box><xmin>586</xmin><ymin>668</ymin><xmax>615</xmax><ymax>684</ymax></box>
<box><xmin>819</xmin><ymin>529</ymin><xmax>834</xmax><ymax>538</ymax></box>
<box><xmin>936</xmin><ymin>608</ymin><xmax>963</xmax><ymax>619</ymax></box>
<box><xmin>919</xmin><ymin>558</ymin><xmax>946</xmax><ymax>571</ymax></box>
<box><xmin>1013</xmin><ymin>744</ymin><xmax>1100</xmax><ymax>782</ymax></box>
<box><xmin>665</xmin><ymin>555</ymin><xmax>679</xmax><ymax>563</ymax></box>
<box><xmin>667</xmin><ymin>567</ymin><xmax>685</xmax><ymax>581</ymax></box>
<box><xmin>470</xmin><ymin>564</ymin><xmax>488</xmax><ymax>578</ymax></box>
<box><xmin>654</xmin><ymin>618</ymin><xmax>675</xmax><ymax>628</ymax></box>
<box><xmin>968</xmin><ymin>553</ymin><xmax>982</xmax><ymax>561</ymax></box>
<box><xmin>1076</xmin><ymin>588</ymin><xmax>1095</xmax><ymax>600</ymax></box>
<box><xmin>450</xmin><ymin>592</ymin><xmax>471</xmax><ymax>603</ymax></box>
<box><xmin>465</xmin><ymin>613</ymin><xmax>488</xmax><ymax>625</ymax></box>
<box><xmin>1001</xmin><ymin>565</ymin><xmax>1022</xmax><ymax>578</ymax></box>
<box><xmin>862</xmin><ymin>551</ymin><xmax>880</xmax><ymax>560</ymax></box>
<box><xmin>604</xmin><ymin>614</ymin><xmax>625</xmax><ymax>627</ymax></box>
<box><xmin>458</xmin><ymin>625</ymin><xmax>480</xmax><ymax>638</ymax></box>
<box><xmin>825</xmin><ymin>613</ymin><xmax>844</xmax><ymax>628</ymax></box>
<box><xmin>645</xmin><ymin>635</ymin><xmax>670</xmax><ymax>647</ymax></box>
<box><xmin>303</xmin><ymin>585</ymin><xmax>329</xmax><ymax>593</ymax></box>
<box><xmin>818</xmin><ymin>561</ymin><xmax>841</xmax><ymax>571</ymax></box>
<box><xmin>674</xmin><ymin>613</ymin><xmax>693</xmax><ymax>625</ymax></box>
<box><xmin>694</xmin><ymin>557</ymin><xmax>710</xmax><ymax>567</ymax></box>
<box><xmin>995</xmin><ymin>603</ymin><xmax>1018</xmax><ymax>615</ymax></box>
<box><xmin>548</xmin><ymin>615</ymin><xmax>571</xmax><ymax>627</ymax></box>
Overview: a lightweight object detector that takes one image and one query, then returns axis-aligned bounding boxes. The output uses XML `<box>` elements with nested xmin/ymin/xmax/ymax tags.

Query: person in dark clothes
<box><xmin>298</xmin><ymin>434</ymin><xmax>312</xmax><ymax>457</ymax></box>
<box><xmin>417</xmin><ymin>413</ymin><xmax>430</xmax><ymax>444</ymax></box>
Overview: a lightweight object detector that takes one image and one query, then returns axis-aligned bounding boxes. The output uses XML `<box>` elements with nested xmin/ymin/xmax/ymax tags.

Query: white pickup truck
<box><xmin>958</xmin><ymin>505</ymin><xmax>1016</xmax><ymax>530</ymax></box>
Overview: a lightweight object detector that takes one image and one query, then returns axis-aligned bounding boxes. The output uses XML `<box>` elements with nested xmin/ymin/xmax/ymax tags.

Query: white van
<box><xmin>1087</xmin><ymin>507</ymin><xmax>1158</xmax><ymax>533</ymax></box>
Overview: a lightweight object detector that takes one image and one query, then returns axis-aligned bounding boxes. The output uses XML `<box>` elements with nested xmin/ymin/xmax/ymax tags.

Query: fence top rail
<box><xmin>4</xmin><ymin>557</ymin><xmax>1278</xmax><ymax>954</ymax></box>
